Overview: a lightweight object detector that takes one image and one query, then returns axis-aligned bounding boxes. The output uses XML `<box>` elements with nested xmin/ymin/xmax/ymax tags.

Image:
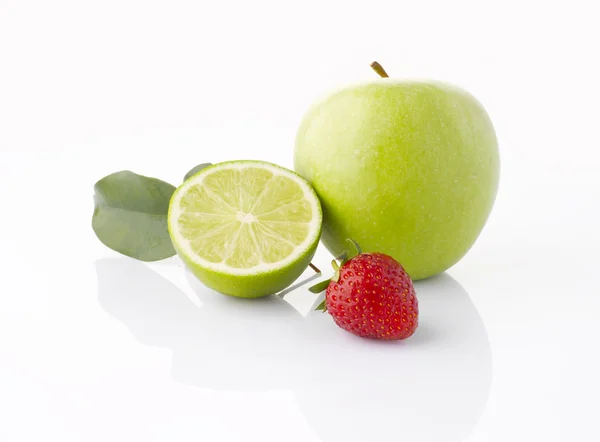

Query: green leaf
<box><xmin>315</xmin><ymin>300</ymin><xmax>327</xmax><ymax>312</ymax></box>
<box><xmin>309</xmin><ymin>279</ymin><xmax>331</xmax><ymax>294</ymax></box>
<box><xmin>92</xmin><ymin>171</ymin><xmax>177</xmax><ymax>262</ymax></box>
<box><xmin>184</xmin><ymin>163</ymin><xmax>212</xmax><ymax>182</ymax></box>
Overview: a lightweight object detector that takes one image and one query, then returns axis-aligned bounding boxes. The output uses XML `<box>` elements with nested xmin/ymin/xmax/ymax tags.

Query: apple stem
<box><xmin>309</xmin><ymin>262</ymin><xmax>321</xmax><ymax>274</ymax></box>
<box><xmin>370</xmin><ymin>61</ymin><xmax>389</xmax><ymax>78</ymax></box>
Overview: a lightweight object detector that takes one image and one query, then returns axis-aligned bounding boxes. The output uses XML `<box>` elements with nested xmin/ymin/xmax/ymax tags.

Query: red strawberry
<box><xmin>311</xmin><ymin>243</ymin><xmax>418</xmax><ymax>340</ymax></box>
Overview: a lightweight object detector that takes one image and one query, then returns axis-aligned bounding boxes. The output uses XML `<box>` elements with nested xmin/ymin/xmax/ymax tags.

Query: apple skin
<box><xmin>294</xmin><ymin>80</ymin><xmax>500</xmax><ymax>280</ymax></box>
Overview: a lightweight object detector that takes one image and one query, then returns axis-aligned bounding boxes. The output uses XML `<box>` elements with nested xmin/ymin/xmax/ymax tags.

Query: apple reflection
<box><xmin>297</xmin><ymin>274</ymin><xmax>492</xmax><ymax>442</ymax></box>
<box><xmin>96</xmin><ymin>259</ymin><xmax>491</xmax><ymax>441</ymax></box>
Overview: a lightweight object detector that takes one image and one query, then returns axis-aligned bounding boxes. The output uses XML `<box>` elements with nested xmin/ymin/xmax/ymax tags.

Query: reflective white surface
<box><xmin>1</xmin><ymin>0</ymin><xmax>599</xmax><ymax>440</ymax></box>
<box><xmin>96</xmin><ymin>258</ymin><xmax>492</xmax><ymax>442</ymax></box>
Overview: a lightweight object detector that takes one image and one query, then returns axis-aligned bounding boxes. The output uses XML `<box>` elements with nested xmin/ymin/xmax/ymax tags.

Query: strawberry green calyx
<box><xmin>309</xmin><ymin>279</ymin><xmax>332</xmax><ymax>295</ymax></box>
<box><xmin>314</xmin><ymin>299</ymin><xmax>327</xmax><ymax>311</ymax></box>
<box><xmin>335</xmin><ymin>238</ymin><xmax>362</xmax><ymax>265</ymax></box>
<box><xmin>331</xmin><ymin>260</ymin><xmax>340</xmax><ymax>282</ymax></box>
<box><xmin>308</xmin><ymin>239</ymin><xmax>363</xmax><ymax>302</ymax></box>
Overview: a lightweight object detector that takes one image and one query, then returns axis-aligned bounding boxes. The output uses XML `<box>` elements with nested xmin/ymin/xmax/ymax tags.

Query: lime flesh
<box><xmin>168</xmin><ymin>160</ymin><xmax>322</xmax><ymax>298</ymax></box>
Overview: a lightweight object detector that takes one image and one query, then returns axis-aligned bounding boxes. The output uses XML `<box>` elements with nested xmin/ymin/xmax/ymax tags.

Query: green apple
<box><xmin>294</xmin><ymin>62</ymin><xmax>499</xmax><ymax>280</ymax></box>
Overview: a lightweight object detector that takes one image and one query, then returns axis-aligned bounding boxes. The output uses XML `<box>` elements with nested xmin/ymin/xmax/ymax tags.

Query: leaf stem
<box><xmin>309</xmin><ymin>262</ymin><xmax>321</xmax><ymax>273</ymax></box>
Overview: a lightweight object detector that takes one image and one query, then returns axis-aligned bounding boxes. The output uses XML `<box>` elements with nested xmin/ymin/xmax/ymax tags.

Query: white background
<box><xmin>1</xmin><ymin>0</ymin><xmax>599</xmax><ymax>441</ymax></box>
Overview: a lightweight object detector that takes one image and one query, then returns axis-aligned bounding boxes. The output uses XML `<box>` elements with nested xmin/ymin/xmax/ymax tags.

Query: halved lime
<box><xmin>168</xmin><ymin>160</ymin><xmax>322</xmax><ymax>298</ymax></box>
